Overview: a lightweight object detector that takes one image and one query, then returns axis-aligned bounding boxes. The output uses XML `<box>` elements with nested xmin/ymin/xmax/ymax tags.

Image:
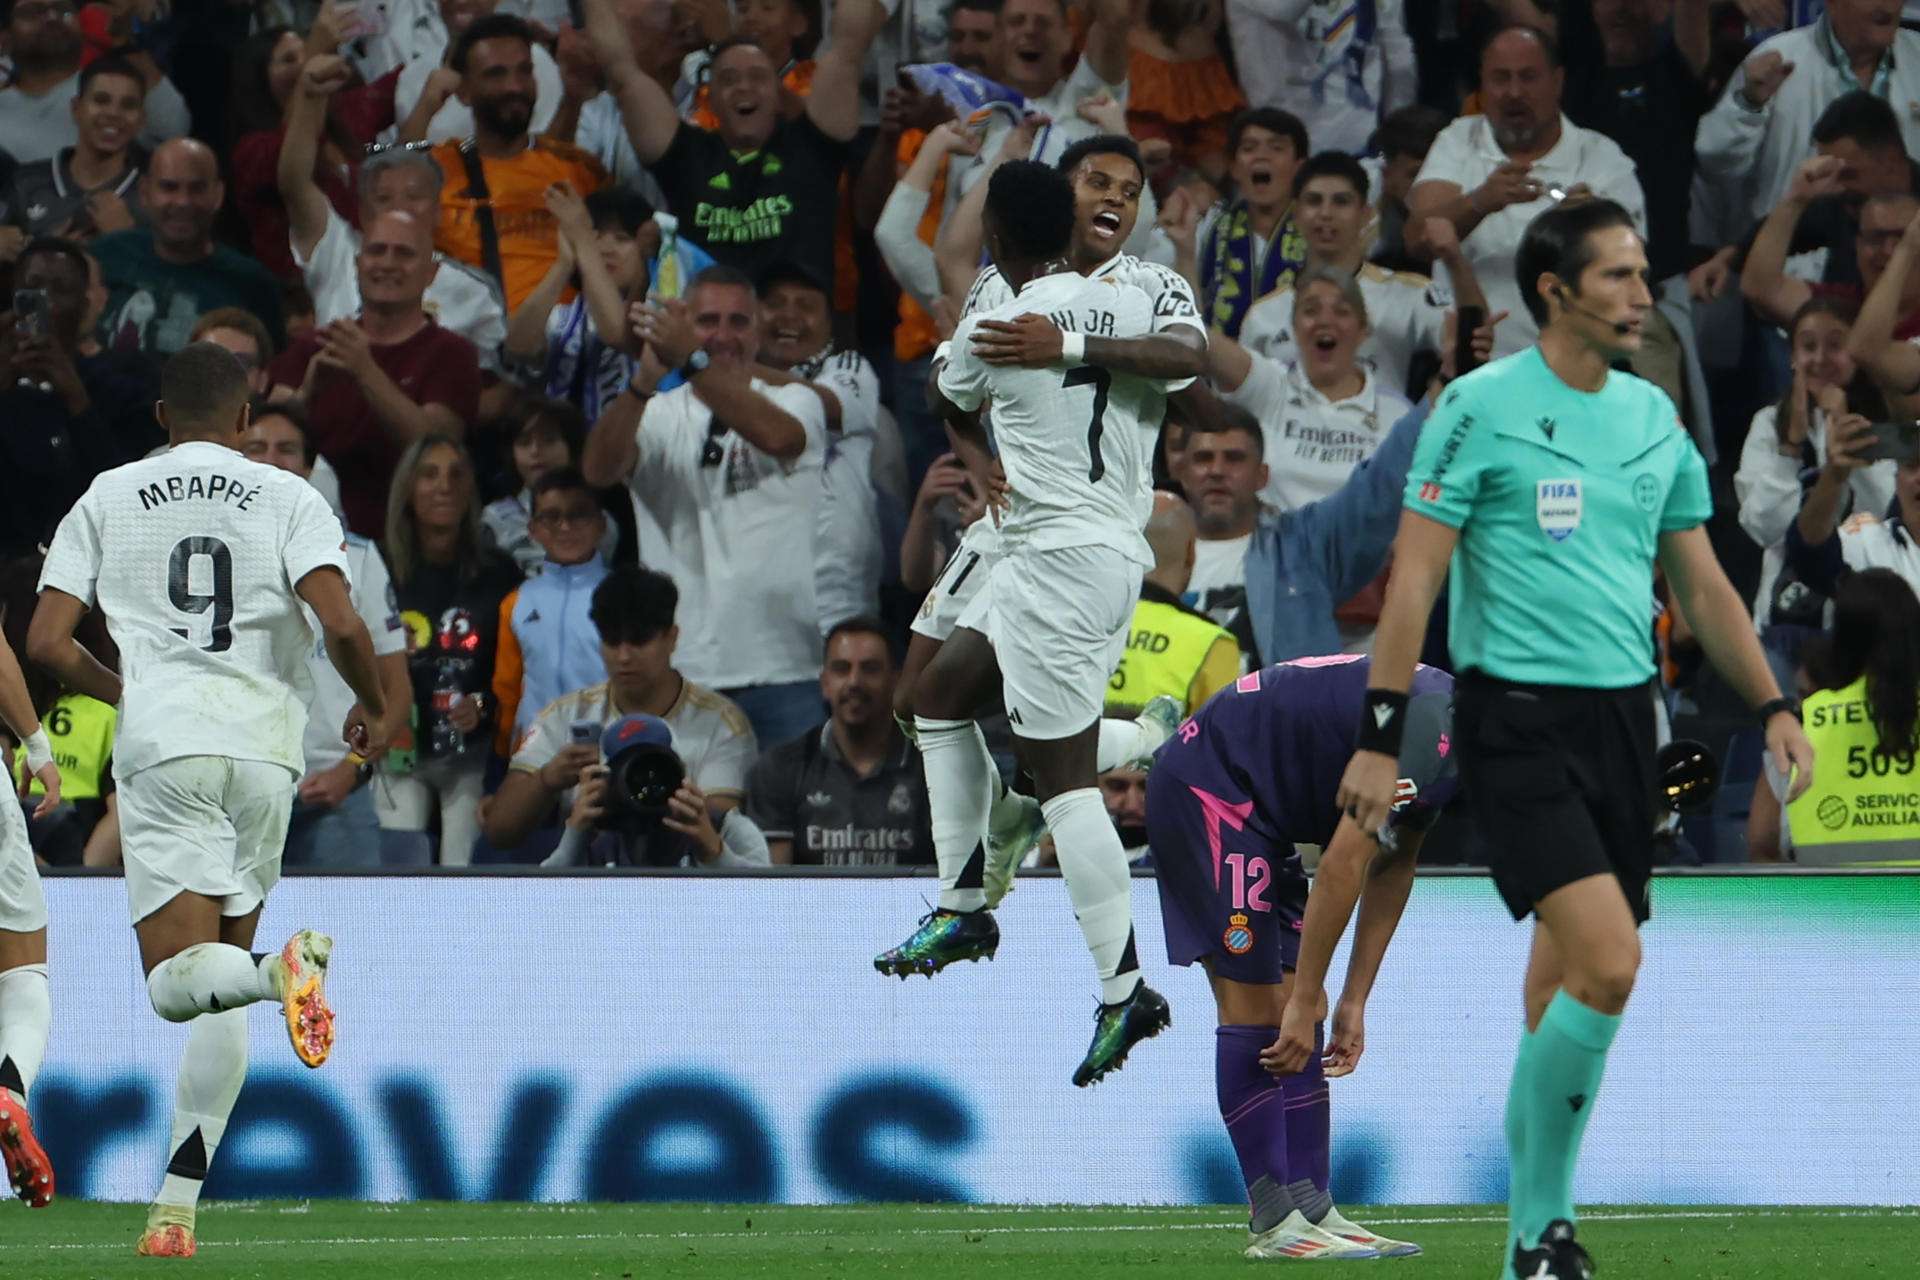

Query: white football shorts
<box><xmin>957</xmin><ymin>543</ymin><xmax>1140</xmax><ymax>740</ymax></box>
<box><xmin>117</xmin><ymin>756</ymin><xmax>296</xmax><ymax>926</ymax></box>
<box><xmin>0</xmin><ymin>792</ymin><xmax>45</xmax><ymax>933</ymax></box>
<box><xmin>910</xmin><ymin>519</ymin><xmax>1001</xmax><ymax>643</ymax></box>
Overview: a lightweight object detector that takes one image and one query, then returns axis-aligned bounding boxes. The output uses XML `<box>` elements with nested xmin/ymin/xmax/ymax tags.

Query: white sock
<box><xmin>0</xmin><ymin>963</ymin><xmax>51</xmax><ymax>1101</ymax></box>
<box><xmin>145</xmin><ymin>944</ymin><xmax>278</xmax><ymax>1024</ymax></box>
<box><xmin>155</xmin><ymin>1009</ymin><xmax>249</xmax><ymax>1210</ymax></box>
<box><xmin>1097</xmin><ymin>718</ymin><xmax>1160</xmax><ymax>772</ymax></box>
<box><xmin>1042</xmin><ymin>787</ymin><xmax>1143</xmax><ymax>1004</ymax></box>
<box><xmin>916</xmin><ymin>716</ymin><xmax>994</xmax><ymax>912</ymax></box>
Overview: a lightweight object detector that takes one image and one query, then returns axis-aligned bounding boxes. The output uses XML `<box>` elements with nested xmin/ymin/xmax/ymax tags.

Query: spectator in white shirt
<box><xmin>1206</xmin><ymin>263</ymin><xmax>1413</xmax><ymax>513</ymax></box>
<box><xmin>1178</xmin><ymin>411</ymin><xmax>1269</xmax><ymax>632</ymax></box>
<box><xmin>280</xmin><ymin>54</ymin><xmax>508</xmax><ymax>369</ymax></box>
<box><xmin>1696</xmin><ymin>0</ymin><xmax>1920</xmax><ymax>232</ymax></box>
<box><xmin>1223</xmin><ymin>0</ymin><xmax>1417</xmax><ymax>157</ymax></box>
<box><xmin>580</xmin><ymin>264</ymin><xmax>830</xmax><ymax>749</ymax></box>
<box><xmin>390</xmin><ymin>0</ymin><xmax>566</xmax><ymax>144</ymax></box>
<box><xmin>0</xmin><ymin>0</ymin><xmax>188</xmax><ymax>166</ymax></box>
<box><xmin>1407</xmin><ymin>24</ymin><xmax>1646</xmax><ymax>358</ymax></box>
<box><xmin>1239</xmin><ymin>150</ymin><xmax>1485</xmax><ymax>397</ymax></box>
<box><xmin>1736</xmin><ymin>298</ymin><xmax>1897</xmax><ymax>638</ymax></box>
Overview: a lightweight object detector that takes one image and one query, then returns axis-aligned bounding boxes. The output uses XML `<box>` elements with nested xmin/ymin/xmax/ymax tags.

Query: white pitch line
<box><xmin>29</xmin><ymin>1206</ymin><xmax>1918</xmax><ymax>1253</ymax></box>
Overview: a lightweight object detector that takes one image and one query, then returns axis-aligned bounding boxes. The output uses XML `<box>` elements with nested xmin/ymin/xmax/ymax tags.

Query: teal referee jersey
<box><xmin>1404</xmin><ymin>347</ymin><xmax>1711</xmax><ymax>688</ymax></box>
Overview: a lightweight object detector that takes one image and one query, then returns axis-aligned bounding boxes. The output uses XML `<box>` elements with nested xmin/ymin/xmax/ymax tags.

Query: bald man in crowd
<box><xmin>1108</xmin><ymin>492</ymin><xmax>1243</xmax><ymax>719</ymax></box>
<box><xmin>93</xmin><ymin>138</ymin><xmax>285</xmax><ymax>356</ymax></box>
<box><xmin>268</xmin><ymin>210</ymin><xmax>482</xmax><ymax>536</ymax></box>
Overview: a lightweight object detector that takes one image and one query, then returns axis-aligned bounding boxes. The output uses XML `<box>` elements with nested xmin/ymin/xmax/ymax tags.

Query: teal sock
<box><xmin>1501</xmin><ymin>1027</ymin><xmax>1536</xmax><ymax>1270</ymax></box>
<box><xmin>1510</xmin><ymin>991</ymin><xmax>1621</xmax><ymax>1258</ymax></box>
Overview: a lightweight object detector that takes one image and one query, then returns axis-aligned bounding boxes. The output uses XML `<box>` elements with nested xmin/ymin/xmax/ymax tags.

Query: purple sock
<box><xmin>1278</xmin><ymin>1022</ymin><xmax>1333</xmax><ymax>1224</ymax></box>
<box><xmin>1216</xmin><ymin>1025</ymin><xmax>1295</xmax><ymax>1232</ymax></box>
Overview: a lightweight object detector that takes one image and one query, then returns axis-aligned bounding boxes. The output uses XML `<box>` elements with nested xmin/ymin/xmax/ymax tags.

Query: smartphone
<box><xmin>1454</xmin><ymin>304</ymin><xmax>1485</xmax><ymax>378</ymax></box>
<box><xmin>1860</xmin><ymin>420</ymin><xmax>1920</xmax><ymax>463</ymax></box>
<box><xmin>569</xmin><ymin>718</ymin><xmax>601</xmax><ymax>748</ymax></box>
<box><xmin>13</xmin><ymin>288</ymin><xmax>48</xmax><ymax>340</ymax></box>
<box><xmin>333</xmin><ymin>1</ymin><xmax>388</xmax><ymax>42</ymax></box>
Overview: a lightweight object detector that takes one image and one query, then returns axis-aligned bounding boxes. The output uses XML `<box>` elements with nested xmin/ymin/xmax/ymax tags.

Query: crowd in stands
<box><xmin>5</xmin><ymin>0</ymin><xmax>1920</xmax><ymax>871</ymax></box>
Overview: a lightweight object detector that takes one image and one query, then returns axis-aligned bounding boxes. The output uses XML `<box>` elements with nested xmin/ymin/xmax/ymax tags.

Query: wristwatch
<box><xmin>1756</xmin><ymin>696</ymin><xmax>1800</xmax><ymax>727</ymax></box>
<box><xmin>678</xmin><ymin>349</ymin><xmax>711</xmax><ymax>381</ymax></box>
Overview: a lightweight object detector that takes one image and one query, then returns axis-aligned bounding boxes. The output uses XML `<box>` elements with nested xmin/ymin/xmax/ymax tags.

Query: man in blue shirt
<box><xmin>1339</xmin><ymin>198</ymin><xmax>1814</xmax><ymax>1279</ymax></box>
<box><xmin>1149</xmin><ymin>655</ymin><xmax>1456</xmax><ymax>1262</ymax></box>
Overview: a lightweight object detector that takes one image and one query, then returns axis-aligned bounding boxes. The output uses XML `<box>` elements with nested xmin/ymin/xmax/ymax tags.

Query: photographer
<box><xmin>484</xmin><ymin>565</ymin><xmax>758</xmax><ymax>857</ymax></box>
<box><xmin>543</xmin><ymin>714</ymin><xmax>772</xmax><ymax>868</ymax></box>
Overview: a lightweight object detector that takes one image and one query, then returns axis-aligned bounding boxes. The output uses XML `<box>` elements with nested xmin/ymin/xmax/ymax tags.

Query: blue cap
<box><xmin>601</xmin><ymin>714</ymin><xmax>673</xmax><ymax>759</ymax></box>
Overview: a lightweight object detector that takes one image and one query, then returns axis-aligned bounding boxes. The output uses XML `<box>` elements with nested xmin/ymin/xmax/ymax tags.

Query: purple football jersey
<box><xmin>1155</xmin><ymin>654</ymin><xmax>1457</xmax><ymax>849</ymax></box>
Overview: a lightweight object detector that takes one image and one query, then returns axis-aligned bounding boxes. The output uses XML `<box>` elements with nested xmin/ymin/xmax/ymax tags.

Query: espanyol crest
<box><xmin>1536</xmin><ymin>478</ymin><xmax>1582</xmax><ymax>541</ymax></box>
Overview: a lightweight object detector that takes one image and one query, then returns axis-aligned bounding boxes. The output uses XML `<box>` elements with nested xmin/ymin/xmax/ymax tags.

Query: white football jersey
<box><xmin>940</xmin><ymin>270</ymin><xmax>1159</xmax><ymax>565</ymax></box>
<box><xmin>1238</xmin><ymin>262</ymin><xmax>1450</xmax><ymax>398</ymax></box>
<box><xmin>39</xmin><ymin>441</ymin><xmax>351</xmax><ymax>777</ymax></box>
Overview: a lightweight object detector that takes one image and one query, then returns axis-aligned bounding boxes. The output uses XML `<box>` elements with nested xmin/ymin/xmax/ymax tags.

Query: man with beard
<box><xmin>744</xmin><ymin>617</ymin><xmax>934</xmax><ymax>867</ymax></box>
<box><xmin>579</xmin><ymin>0</ymin><xmax>884</xmax><ymax>287</ymax></box>
<box><xmin>0</xmin><ymin>0</ymin><xmax>187</xmax><ymax>166</ymax></box>
<box><xmin>92</xmin><ymin>140</ymin><xmax>285</xmax><ymax>356</ymax></box>
<box><xmin>1406</xmin><ymin>25</ymin><xmax>1645</xmax><ymax>358</ymax></box>
<box><xmin>427</xmin><ymin>13</ymin><xmax>608</xmax><ymax>310</ymax></box>
<box><xmin>393</xmin><ymin>0</ymin><xmax>567</xmax><ymax>146</ymax></box>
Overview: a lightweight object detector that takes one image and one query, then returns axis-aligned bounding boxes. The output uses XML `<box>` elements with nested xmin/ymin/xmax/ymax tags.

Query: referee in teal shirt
<box><xmin>1337</xmin><ymin>199</ymin><xmax>1816</xmax><ymax>1280</ymax></box>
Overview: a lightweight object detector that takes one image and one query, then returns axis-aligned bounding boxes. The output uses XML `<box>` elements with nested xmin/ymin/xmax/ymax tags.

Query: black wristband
<box><xmin>1756</xmin><ymin>696</ymin><xmax>1799</xmax><ymax>727</ymax></box>
<box><xmin>1356</xmin><ymin>688</ymin><xmax>1409</xmax><ymax>757</ymax></box>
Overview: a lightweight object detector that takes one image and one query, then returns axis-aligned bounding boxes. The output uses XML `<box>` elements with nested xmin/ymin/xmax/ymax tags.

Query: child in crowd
<box><xmin>482</xmin><ymin>399</ymin><xmax>618</xmax><ymax>573</ymax></box>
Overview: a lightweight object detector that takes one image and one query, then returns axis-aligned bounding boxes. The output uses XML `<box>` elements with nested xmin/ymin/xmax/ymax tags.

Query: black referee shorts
<box><xmin>1453</xmin><ymin>671</ymin><xmax>1658</xmax><ymax>925</ymax></box>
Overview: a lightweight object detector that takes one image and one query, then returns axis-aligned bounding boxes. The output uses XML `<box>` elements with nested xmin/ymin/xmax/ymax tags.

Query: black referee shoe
<box><xmin>1511</xmin><ymin>1219</ymin><xmax>1594</xmax><ymax>1280</ymax></box>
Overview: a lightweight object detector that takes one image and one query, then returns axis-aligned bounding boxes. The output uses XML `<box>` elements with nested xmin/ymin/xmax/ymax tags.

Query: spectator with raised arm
<box><xmin>1696</xmin><ymin>0</ymin><xmax>1920</xmax><ymax>233</ymax></box>
<box><xmin>268</xmin><ymin>209</ymin><xmax>483</xmax><ymax>536</ymax></box>
<box><xmin>1223</xmin><ymin>0</ymin><xmax>1415</xmax><ymax>158</ymax></box>
<box><xmin>1742</xmin><ymin>156</ymin><xmax>1920</xmax><ymax>336</ymax></box>
<box><xmin>1843</xmin><ymin>201</ymin><xmax>1920</xmax><ymax>407</ymax></box>
<box><xmin>1407</xmin><ymin>24</ymin><xmax>1645</xmax><ymax>358</ymax></box>
<box><xmin>579</xmin><ymin>264</ymin><xmax>830</xmax><ymax>748</ymax></box>
<box><xmin>0</xmin><ymin>0</ymin><xmax>187</xmax><ymax>165</ymax></box>
<box><xmin>580</xmin><ymin>0</ymin><xmax>884</xmax><ymax>287</ymax></box>
<box><xmin>281</xmin><ymin>54</ymin><xmax>509</xmax><ymax>369</ymax></box>
<box><xmin>94</xmin><ymin>138</ymin><xmax>285</xmax><ymax>356</ymax></box>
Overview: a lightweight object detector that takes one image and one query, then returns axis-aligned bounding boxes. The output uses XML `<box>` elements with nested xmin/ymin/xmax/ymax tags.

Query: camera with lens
<box><xmin>595</xmin><ymin>715</ymin><xmax>687</xmax><ymax>855</ymax></box>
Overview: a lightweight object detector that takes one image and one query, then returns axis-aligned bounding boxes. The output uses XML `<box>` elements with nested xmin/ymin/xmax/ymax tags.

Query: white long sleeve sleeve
<box><xmin>876</xmin><ymin>183</ymin><xmax>944</xmax><ymax>310</ymax></box>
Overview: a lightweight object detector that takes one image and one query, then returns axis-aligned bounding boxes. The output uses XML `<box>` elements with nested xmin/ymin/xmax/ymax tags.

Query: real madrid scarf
<box><xmin>1202</xmin><ymin>199</ymin><xmax>1308</xmax><ymax>337</ymax></box>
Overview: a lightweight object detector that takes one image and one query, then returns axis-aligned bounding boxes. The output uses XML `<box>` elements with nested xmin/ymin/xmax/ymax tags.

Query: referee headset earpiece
<box><xmin>1552</xmin><ymin>282</ymin><xmax>1635</xmax><ymax>337</ymax></box>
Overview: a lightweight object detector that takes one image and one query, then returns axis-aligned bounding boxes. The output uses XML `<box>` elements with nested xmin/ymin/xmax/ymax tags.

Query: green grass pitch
<box><xmin>10</xmin><ymin>1202</ymin><xmax>1918</xmax><ymax>1278</ymax></box>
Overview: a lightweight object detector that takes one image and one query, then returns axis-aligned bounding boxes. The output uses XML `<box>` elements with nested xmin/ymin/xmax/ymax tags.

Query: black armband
<box><xmin>1356</xmin><ymin>688</ymin><xmax>1409</xmax><ymax>757</ymax></box>
<box><xmin>1756</xmin><ymin>696</ymin><xmax>1799</xmax><ymax>727</ymax></box>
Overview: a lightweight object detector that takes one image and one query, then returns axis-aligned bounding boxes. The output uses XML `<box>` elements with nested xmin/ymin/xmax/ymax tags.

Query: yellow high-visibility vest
<box><xmin>1107</xmin><ymin>596</ymin><xmax>1241</xmax><ymax>719</ymax></box>
<box><xmin>1786</xmin><ymin>676</ymin><xmax>1920</xmax><ymax>865</ymax></box>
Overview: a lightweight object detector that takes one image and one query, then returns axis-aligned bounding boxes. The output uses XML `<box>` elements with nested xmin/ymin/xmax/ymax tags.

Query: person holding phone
<box><xmin>1786</xmin><ymin>398</ymin><xmax>1920</xmax><ymax>601</ymax></box>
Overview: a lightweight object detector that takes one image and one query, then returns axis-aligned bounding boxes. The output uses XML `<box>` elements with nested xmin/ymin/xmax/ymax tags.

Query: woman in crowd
<box><xmin>381</xmin><ymin>435</ymin><xmax>521</xmax><ymax>866</ymax></box>
<box><xmin>1734</xmin><ymin>298</ymin><xmax>1894</xmax><ymax>677</ymax></box>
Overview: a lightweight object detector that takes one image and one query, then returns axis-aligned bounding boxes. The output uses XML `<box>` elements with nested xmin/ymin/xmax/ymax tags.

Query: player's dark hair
<box><xmin>161</xmin><ymin>343</ymin><xmax>252</xmax><ymax>436</ymax></box>
<box><xmin>824</xmin><ymin>614</ymin><xmax>897</xmax><ymax>666</ymax></box>
<box><xmin>591</xmin><ymin>566</ymin><xmax>679</xmax><ymax>646</ymax></box>
<box><xmin>985</xmin><ymin>160</ymin><xmax>1076</xmax><ymax>262</ymax></box>
<box><xmin>18</xmin><ymin>235</ymin><xmax>88</xmax><ymax>289</ymax></box>
<box><xmin>1812</xmin><ymin>89</ymin><xmax>1903</xmax><ymax>155</ymax></box>
<box><xmin>1514</xmin><ymin>197</ymin><xmax>1636</xmax><ymax>327</ymax></box>
<box><xmin>452</xmin><ymin>12</ymin><xmax>536</xmax><ymax>77</ymax></box>
<box><xmin>529</xmin><ymin>465</ymin><xmax>598</xmax><ymax>513</ymax></box>
<box><xmin>1291</xmin><ymin>151</ymin><xmax>1369</xmax><ymax>201</ymax></box>
<box><xmin>1370</xmin><ymin>103</ymin><xmax>1449</xmax><ymax>162</ymax></box>
<box><xmin>1825</xmin><ymin>567</ymin><xmax>1920</xmax><ymax>754</ymax></box>
<box><xmin>1771</xmin><ymin>299</ymin><xmax>1888</xmax><ymax>446</ymax></box>
<box><xmin>79</xmin><ymin>52</ymin><xmax>146</xmax><ymax>99</ymax></box>
<box><xmin>248</xmin><ymin>396</ymin><xmax>318</xmax><ymax>466</ymax></box>
<box><xmin>586</xmin><ymin>187</ymin><xmax>656</xmax><ymax>237</ymax></box>
<box><xmin>1226</xmin><ymin>107</ymin><xmax>1308</xmax><ymax>163</ymax></box>
<box><xmin>1057</xmin><ymin>133</ymin><xmax>1146</xmax><ymax>186</ymax></box>
<box><xmin>1477</xmin><ymin>20</ymin><xmax>1561</xmax><ymax>78</ymax></box>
